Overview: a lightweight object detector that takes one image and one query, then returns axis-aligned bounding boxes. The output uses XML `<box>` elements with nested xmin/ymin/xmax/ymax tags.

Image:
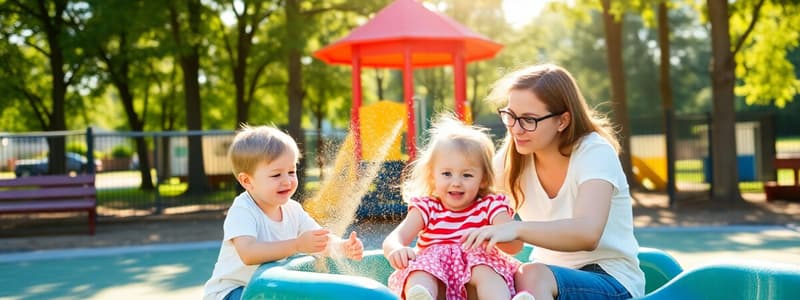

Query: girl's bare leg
<box><xmin>405</xmin><ymin>270</ymin><xmax>446</xmax><ymax>300</ymax></box>
<box><xmin>467</xmin><ymin>265</ymin><xmax>511</xmax><ymax>299</ymax></box>
<box><xmin>515</xmin><ymin>263</ymin><xmax>558</xmax><ymax>300</ymax></box>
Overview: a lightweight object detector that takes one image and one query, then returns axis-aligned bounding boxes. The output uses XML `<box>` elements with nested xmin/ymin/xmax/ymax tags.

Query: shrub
<box><xmin>111</xmin><ymin>144</ymin><xmax>134</xmax><ymax>158</ymax></box>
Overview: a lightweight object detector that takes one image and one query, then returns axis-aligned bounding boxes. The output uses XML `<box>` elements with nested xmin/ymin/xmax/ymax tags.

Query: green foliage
<box><xmin>0</xmin><ymin>0</ymin><xmax>796</xmax><ymax>140</ymax></box>
<box><xmin>67</xmin><ymin>142</ymin><xmax>88</xmax><ymax>156</ymax></box>
<box><xmin>111</xmin><ymin>144</ymin><xmax>134</xmax><ymax>159</ymax></box>
<box><xmin>732</xmin><ymin>2</ymin><xmax>800</xmax><ymax>107</ymax></box>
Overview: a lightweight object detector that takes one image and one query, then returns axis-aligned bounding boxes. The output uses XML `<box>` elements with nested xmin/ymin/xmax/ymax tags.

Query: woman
<box><xmin>461</xmin><ymin>64</ymin><xmax>644</xmax><ymax>300</ymax></box>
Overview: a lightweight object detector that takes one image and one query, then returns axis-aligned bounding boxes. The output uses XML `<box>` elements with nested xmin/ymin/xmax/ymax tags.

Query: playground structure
<box><xmin>241</xmin><ymin>244</ymin><xmax>800</xmax><ymax>299</ymax></box>
<box><xmin>313</xmin><ymin>0</ymin><xmax>502</xmax><ymax>162</ymax></box>
<box><xmin>309</xmin><ymin>0</ymin><xmax>504</xmax><ymax>220</ymax></box>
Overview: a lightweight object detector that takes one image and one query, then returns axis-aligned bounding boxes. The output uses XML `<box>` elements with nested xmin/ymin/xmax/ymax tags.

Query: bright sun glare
<box><xmin>502</xmin><ymin>0</ymin><xmax>556</xmax><ymax>28</ymax></box>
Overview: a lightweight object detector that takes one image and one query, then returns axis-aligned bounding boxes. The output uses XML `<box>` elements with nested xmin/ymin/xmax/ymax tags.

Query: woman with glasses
<box><xmin>461</xmin><ymin>64</ymin><xmax>644</xmax><ymax>300</ymax></box>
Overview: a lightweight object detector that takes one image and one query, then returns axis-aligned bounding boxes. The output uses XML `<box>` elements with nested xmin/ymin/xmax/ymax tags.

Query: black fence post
<box><xmin>153</xmin><ymin>135</ymin><xmax>162</xmax><ymax>215</ymax></box>
<box><xmin>666</xmin><ymin>109</ymin><xmax>676</xmax><ymax>207</ymax></box>
<box><xmin>86</xmin><ymin>127</ymin><xmax>95</xmax><ymax>175</ymax></box>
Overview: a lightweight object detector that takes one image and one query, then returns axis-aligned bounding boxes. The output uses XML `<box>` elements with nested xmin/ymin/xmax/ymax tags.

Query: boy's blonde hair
<box><xmin>228</xmin><ymin>125</ymin><xmax>301</xmax><ymax>176</ymax></box>
<box><xmin>402</xmin><ymin>114</ymin><xmax>496</xmax><ymax>202</ymax></box>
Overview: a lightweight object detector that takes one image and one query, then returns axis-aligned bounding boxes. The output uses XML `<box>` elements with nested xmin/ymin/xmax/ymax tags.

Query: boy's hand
<box><xmin>296</xmin><ymin>229</ymin><xmax>330</xmax><ymax>254</ymax></box>
<box><xmin>342</xmin><ymin>231</ymin><xmax>364</xmax><ymax>261</ymax></box>
<box><xmin>386</xmin><ymin>247</ymin><xmax>416</xmax><ymax>270</ymax></box>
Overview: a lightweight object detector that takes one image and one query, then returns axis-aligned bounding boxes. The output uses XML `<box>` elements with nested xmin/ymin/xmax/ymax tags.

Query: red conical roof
<box><xmin>314</xmin><ymin>0</ymin><xmax>502</xmax><ymax>68</ymax></box>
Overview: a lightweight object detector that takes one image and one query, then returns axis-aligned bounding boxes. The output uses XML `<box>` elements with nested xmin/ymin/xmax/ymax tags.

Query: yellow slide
<box><xmin>631</xmin><ymin>156</ymin><xmax>667</xmax><ymax>191</ymax></box>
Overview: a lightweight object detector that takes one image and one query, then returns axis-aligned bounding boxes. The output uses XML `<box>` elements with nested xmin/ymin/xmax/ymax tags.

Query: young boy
<box><xmin>203</xmin><ymin>125</ymin><xmax>364</xmax><ymax>300</ymax></box>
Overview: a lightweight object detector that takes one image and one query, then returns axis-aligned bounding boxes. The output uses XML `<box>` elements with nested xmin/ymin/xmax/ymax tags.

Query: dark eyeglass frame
<box><xmin>498</xmin><ymin>109</ymin><xmax>563</xmax><ymax>132</ymax></box>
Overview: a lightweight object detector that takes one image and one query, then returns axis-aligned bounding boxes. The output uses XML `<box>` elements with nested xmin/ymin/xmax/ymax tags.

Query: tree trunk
<box><xmin>376</xmin><ymin>69</ymin><xmax>384</xmax><ymax>100</ymax></box>
<box><xmin>106</xmin><ymin>34</ymin><xmax>155</xmax><ymax>190</ymax></box>
<box><xmin>286</xmin><ymin>0</ymin><xmax>306</xmax><ymax>197</ymax></box>
<box><xmin>39</xmin><ymin>0</ymin><xmax>69</xmax><ymax>175</ymax></box>
<box><xmin>115</xmin><ymin>76</ymin><xmax>155</xmax><ymax>190</ymax></box>
<box><xmin>170</xmin><ymin>0</ymin><xmax>210</xmax><ymax>194</ymax></box>
<box><xmin>600</xmin><ymin>0</ymin><xmax>636</xmax><ymax>188</ymax></box>
<box><xmin>233</xmin><ymin>19</ymin><xmax>252</xmax><ymax>127</ymax></box>
<box><xmin>706</xmin><ymin>0</ymin><xmax>742</xmax><ymax>202</ymax></box>
<box><xmin>657</xmin><ymin>1</ymin><xmax>677</xmax><ymax>205</ymax></box>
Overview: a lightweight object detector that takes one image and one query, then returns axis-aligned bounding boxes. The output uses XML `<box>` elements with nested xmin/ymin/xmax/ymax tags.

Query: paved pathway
<box><xmin>1</xmin><ymin>224</ymin><xmax>799</xmax><ymax>300</ymax></box>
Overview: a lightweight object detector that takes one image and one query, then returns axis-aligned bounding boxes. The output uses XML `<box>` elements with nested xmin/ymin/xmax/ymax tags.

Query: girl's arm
<box><xmin>491</xmin><ymin>212</ymin><xmax>523</xmax><ymax>255</ymax></box>
<box><xmin>463</xmin><ymin>179</ymin><xmax>613</xmax><ymax>252</ymax></box>
<box><xmin>232</xmin><ymin>228</ymin><xmax>330</xmax><ymax>265</ymax></box>
<box><xmin>383</xmin><ymin>208</ymin><xmax>425</xmax><ymax>269</ymax></box>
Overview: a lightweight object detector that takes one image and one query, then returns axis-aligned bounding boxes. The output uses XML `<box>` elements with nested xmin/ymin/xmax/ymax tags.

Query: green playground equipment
<box><xmin>639</xmin><ymin>261</ymin><xmax>800</xmax><ymax>300</ymax></box>
<box><xmin>241</xmin><ymin>245</ymin><xmax>685</xmax><ymax>299</ymax></box>
<box><xmin>242</xmin><ymin>244</ymin><xmax>800</xmax><ymax>299</ymax></box>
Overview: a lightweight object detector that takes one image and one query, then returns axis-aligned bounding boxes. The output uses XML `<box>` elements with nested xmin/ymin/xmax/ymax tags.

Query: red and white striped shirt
<box><xmin>411</xmin><ymin>194</ymin><xmax>513</xmax><ymax>249</ymax></box>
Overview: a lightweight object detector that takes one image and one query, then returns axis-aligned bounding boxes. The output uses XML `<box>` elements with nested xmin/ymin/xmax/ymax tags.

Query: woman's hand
<box><xmin>461</xmin><ymin>221</ymin><xmax>519</xmax><ymax>251</ymax></box>
<box><xmin>386</xmin><ymin>247</ymin><xmax>417</xmax><ymax>270</ymax></box>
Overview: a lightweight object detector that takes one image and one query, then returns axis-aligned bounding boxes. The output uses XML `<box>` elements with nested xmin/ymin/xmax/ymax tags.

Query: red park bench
<box><xmin>0</xmin><ymin>174</ymin><xmax>97</xmax><ymax>235</ymax></box>
<box><xmin>763</xmin><ymin>157</ymin><xmax>800</xmax><ymax>202</ymax></box>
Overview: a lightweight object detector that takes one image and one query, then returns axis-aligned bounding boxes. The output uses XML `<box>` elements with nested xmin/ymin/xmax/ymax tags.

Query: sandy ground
<box><xmin>0</xmin><ymin>191</ymin><xmax>798</xmax><ymax>253</ymax></box>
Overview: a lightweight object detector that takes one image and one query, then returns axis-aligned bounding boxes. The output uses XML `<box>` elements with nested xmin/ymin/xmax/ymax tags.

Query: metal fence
<box><xmin>0</xmin><ymin>128</ymin><xmax>347</xmax><ymax>219</ymax></box>
<box><xmin>0</xmin><ymin>112</ymin><xmax>795</xmax><ymax>220</ymax></box>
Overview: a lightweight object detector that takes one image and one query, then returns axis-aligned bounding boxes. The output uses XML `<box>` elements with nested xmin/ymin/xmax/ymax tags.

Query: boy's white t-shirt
<box><xmin>494</xmin><ymin>132</ymin><xmax>645</xmax><ymax>298</ymax></box>
<box><xmin>203</xmin><ymin>192</ymin><xmax>321</xmax><ymax>300</ymax></box>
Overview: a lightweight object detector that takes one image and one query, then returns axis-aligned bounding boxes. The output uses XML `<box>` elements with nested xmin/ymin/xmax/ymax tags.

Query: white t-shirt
<box><xmin>203</xmin><ymin>192</ymin><xmax>321</xmax><ymax>300</ymax></box>
<box><xmin>494</xmin><ymin>132</ymin><xmax>645</xmax><ymax>298</ymax></box>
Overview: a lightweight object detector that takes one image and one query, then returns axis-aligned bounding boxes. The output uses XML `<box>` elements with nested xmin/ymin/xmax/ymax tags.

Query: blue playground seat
<box><xmin>636</xmin><ymin>260</ymin><xmax>800</xmax><ymax>300</ymax></box>
<box><xmin>242</xmin><ymin>245</ymin><xmax>683</xmax><ymax>299</ymax></box>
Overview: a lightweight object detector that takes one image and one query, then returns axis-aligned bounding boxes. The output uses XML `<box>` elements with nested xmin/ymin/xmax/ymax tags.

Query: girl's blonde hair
<box><xmin>402</xmin><ymin>114</ymin><xmax>496</xmax><ymax>202</ymax></box>
<box><xmin>486</xmin><ymin>63</ymin><xmax>619</xmax><ymax>209</ymax></box>
<box><xmin>228</xmin><ymin>124</ymin><xmax>301</xmax><ymax>176</ymax></box>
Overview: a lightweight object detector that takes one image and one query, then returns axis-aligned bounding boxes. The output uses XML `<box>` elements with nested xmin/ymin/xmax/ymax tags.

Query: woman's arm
<box><xmin>463</xmin><ymin>179</ymin><xmax>613</xmax><ymax>252</ymax></box>
<box><xmin>491</xmin><ymin>212</ymin><xmax>523</xmax><ymax>255</ymax></box>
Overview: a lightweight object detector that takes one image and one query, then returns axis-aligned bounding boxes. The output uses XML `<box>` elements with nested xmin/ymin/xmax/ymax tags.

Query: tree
<box><xmin>210</xmin><ymin>0</ymin><xmax>282</xmax><ymax>128</ymax></box>
<box><xmin>600</xmin><ymin>0</ymin><xmax>636</xmax><ymax>188</ymax></box>
<box><xmin>167</xmin><ymin>0</ymin><xmax>211</xmax><ymax>194</ymax></box>
<box><xmin>705</xmin><ymin>0</ymin><xmax>754</xmax><ymax>202</ymax></box>
<box><xmin>83</xmin><ymin>0</ymin><xmax>172</xmax><ymax>190</ymax></box>
<box><xmin>0</xmin><ymin>0</ymin><xmax>89</xmax><ymax>174</ymax></box>
<box><xmin>732</xmin><ymin>1</ymin><xmax>800</xmax><ymax>107</ymax></box>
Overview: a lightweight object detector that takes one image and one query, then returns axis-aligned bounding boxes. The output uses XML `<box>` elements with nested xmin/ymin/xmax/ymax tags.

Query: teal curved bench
<box><xmin>242</xmin><ymin>245</ymin><xmax>682</xmax><ymax>299</ymax></box>
<box><xmin>637</xmin><ymin>261</ymin><xmax>800</xmax><ymax>300</ymax></box>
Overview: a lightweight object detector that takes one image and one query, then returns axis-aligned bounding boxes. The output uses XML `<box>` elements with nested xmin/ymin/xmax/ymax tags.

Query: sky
<box><xmin>502</xmin><ymin>0</ymin><xmax>556</xmax><ymax>28</ymax></box>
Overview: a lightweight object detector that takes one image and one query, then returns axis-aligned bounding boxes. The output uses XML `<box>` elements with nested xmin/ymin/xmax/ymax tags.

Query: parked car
<box><xmin>14</xmin><ymin>152</ymin><xmax>103</xmax><ymax>177</ymax></box>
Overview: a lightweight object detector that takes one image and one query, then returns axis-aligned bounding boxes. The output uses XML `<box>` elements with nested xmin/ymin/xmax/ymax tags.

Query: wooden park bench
<box><xmin>763</xmin><ymin>157</ymin><xmax>800</xmax><ymax>202</ymax></box>
<box><xmin>0</xmin><ymin>174</ymin><xmax>97</xmax><ymax>235</ymax></box>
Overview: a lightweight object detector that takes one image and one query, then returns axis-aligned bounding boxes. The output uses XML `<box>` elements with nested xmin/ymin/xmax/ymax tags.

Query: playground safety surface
<box><xmin>1</xmin><ymin>191</ymin><xmax>799</xmax><ymax>300</ymax></box>
<box><xmin>0</xmin><ymin>191</ymin><xmax>798</xmax><ymax>253</ymax></box>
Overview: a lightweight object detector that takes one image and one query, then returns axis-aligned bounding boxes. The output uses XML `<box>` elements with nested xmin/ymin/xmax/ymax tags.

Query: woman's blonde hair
<box><xmin>486</xmin><ymin>63</ymin><xmax>619</xmax><ymax>209</ymax></box>
<box><xmin>228</xmin><ymin>124</ymin><xmax>301</xmax><ymax>176</ymax></box>
<box><xmin>402</xmin><ymin>114</ymin><xmax>496</xmax><ymax>202</ymax></box>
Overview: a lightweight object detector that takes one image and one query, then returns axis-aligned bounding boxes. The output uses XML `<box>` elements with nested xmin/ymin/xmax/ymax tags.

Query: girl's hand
<box><xmin>296</xmin><ymin>228</ymin><xmax>330</xmax><ymax>254</ymax></box>
<box><xmin>343</xmin><ymin>231</ymin><xmax>364</xmax><ymax>261</ymax></box>
<box><xmin>386</xmin><ymin>247</ymin><xmax>416</xmax><ymax>270</ymax></box>
<box><xmin>461</xmin><ymin>222</ymin><xmax>518</xmax><ymax>251</ymax></box>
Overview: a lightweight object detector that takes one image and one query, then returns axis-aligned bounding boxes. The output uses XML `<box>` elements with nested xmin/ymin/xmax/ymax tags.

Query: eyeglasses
<box><xmin>498</xmin><ymin>109</ymin><xmax>563</xmax><ymax>132</ymax></box>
